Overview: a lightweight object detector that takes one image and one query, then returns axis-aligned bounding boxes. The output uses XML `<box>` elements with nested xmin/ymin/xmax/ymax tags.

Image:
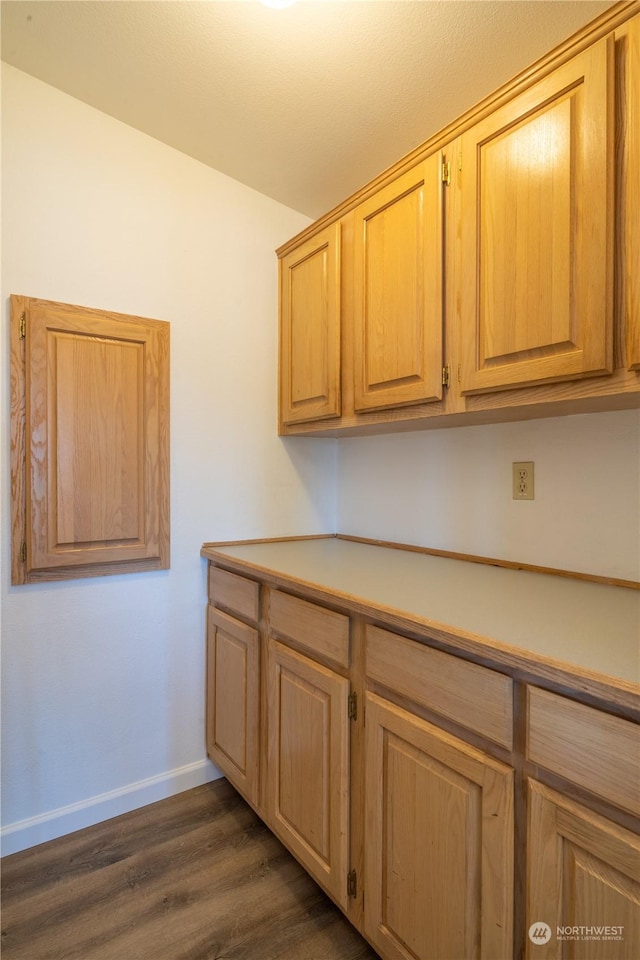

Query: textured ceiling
<box><xmin>1</xmin><ymin>0</ymin><xmax>615</xmax><ymax>218</ymax></box>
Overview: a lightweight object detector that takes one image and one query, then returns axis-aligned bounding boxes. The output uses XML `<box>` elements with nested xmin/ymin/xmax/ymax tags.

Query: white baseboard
<box><xmin>1</xmin><ymin>759</ymin><xmax>222</xmax><ymax>857</ymax></box>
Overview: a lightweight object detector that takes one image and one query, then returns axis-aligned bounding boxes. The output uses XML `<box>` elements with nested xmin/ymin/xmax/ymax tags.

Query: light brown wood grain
<box><xmin>269</xmin><ymin>588</ymin><xmax>350</xmax><ymax>669</ymax></box>
<box><xmin>527</xmin><ymin>779</ymin><xmax>640</xmax><ymax>960</ymax></box>
<box><xmin>366</xmin><ymin>624</ymin><xmax>514</xmax><ymax>748</ymax></box>
<box><xmin>364</xmin><ymin>693</ymin><xmax>513</xmax><ymax>960</ymax></box>
<box><xmin>277</xmin><ymin>7</ymin><xmax>640</xmax><ymax>438</ymax></box>
<box><xmin>460</xmin><ymin>36</ymin><xmax>614</xmax><ymax>395</ymax></box>
<box><xmin>206</xmin><ymin>606</ymin><xmax>260</xmax><ymax>807</ymax></box>
<box><xmin>279</xmin><ymin>222</ymin><xmax>341</xmax><ymax>426</ymax></box>
<box><xmin>352</xmin><ymin>154</ymin><xmax>443</xmax><ymax>412</ymax></box>
<box><xmin>621</xmin><ymin>17</ymin><xmax>640</xmax><ymax>370</ymax></box>
<box><xmin>209</xmin><ymin>565</ymin><xmax>260</xmax><ymax>622</ymax></box>
<box><xmin>266</xmin><ymin>639</ymin><xmax>350</xmax><ymax>909</ymax></box>
<box><xmin>11</xmin><ymin>295</ymin><xmax>169</xmax><ymax>582</ymax></box>
<box><xmin>527</xmin><ymin>686</ymin><xmax>640</xmax><ymax>817</ymax></box>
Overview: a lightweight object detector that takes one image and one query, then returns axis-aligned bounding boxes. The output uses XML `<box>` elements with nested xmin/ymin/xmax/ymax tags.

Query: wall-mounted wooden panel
<box><xmin>11</xmin><ymin>295</ymin><xmax>170</xmax><ymax>582</ymax></box>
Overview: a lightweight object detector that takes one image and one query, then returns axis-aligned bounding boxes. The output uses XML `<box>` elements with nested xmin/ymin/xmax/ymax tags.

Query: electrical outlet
<box><xmin>513</xmin><ymin>461</ymin><xmax>534</xmax><ymax>500</ymax></box>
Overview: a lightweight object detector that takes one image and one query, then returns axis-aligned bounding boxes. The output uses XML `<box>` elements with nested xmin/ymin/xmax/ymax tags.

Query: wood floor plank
<box><xmin>1</xmin><ymin>780</ymin><xmax>378</xmax><ymax>960</ymax></box>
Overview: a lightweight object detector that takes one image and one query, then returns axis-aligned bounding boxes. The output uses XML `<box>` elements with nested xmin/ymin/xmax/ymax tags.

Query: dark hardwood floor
<box><xmin>1</xmin><ymin>779</ymin><xmax>379</xmax><ymax>960</ymax></box>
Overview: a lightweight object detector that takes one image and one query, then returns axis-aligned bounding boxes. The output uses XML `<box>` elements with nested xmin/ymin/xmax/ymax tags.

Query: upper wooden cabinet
<box><xmin>460</xmin><ymin>37</ymin><xmax>614</xmax><ymax>395</ymax></box>
<box><xmin>277</xmin><ymin>5</ymin><xmax>640</xmax><ymax>436</ymax></box>
<box><xmin>279</xmin><ymin>222</ymin><xmax>341</xmax><ymax>425</ymax></box>
<box><xmin>10</xmin><ymin>296</ymin><xmax>170</xmax><ymax>582</ymax></box>
<box><xmin>353</xmin><ymin>155</ymin><xmax>443</xmax><ymax>412</ymax></box>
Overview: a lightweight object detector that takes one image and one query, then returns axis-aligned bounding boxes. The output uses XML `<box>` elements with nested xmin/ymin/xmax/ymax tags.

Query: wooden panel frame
<box><xmin>366</xmin><ymin>624</ymin><xmax>514</xmax><ymax>748</ymax></box>
<box><xmin>460</xmin><ymin>35</ymin><xmax>615</xmax><ymax>395</ymax></box>
<box><xmin>526</xmin><ymin>779</ymin><xmax>640</xmax><ymax>959</ymax></box>
<box><xmin>352</xmin><ymin>154</ymin><xmax>444</xmax><ymax>412</ymax></box>
<box><xmin>364</xmin><ymin>693</ymin><xmax>514</xmax><ymax>960</ymax></box>
<box><xmin>279</xmin><ymin>222</ymin><xmax>341</xmax><ymax>426</ymax></box>
<box><xmin>622</xmin><ymin>16</ymin><xmax>640</xmax><ymax>369</ymax></box>
<box><xmin>527</xmin><ymin>686</ymin><xmax>640</xmax><ymax>816</ymax></box>
<box><xmin>10</xmin><ymin>295</ymin><xmax>170</xmax><ymax>583</ymax></box>
<box><xmin>207</xmin><ymin>606</ymin><xmax>260</xmax><ymax>806</ymax></box>
<box><xmin>209</xmin><ymin>565</ymin><xmax>260</xmax><ymax>623</ymax></box>
<box><xmin>266</xmin><ymin>639</ymin><xmax>350</xmax><ymax>908</ymax></box>
<box><xmin>269</xmin><ymin>589</ymin><xmax>350</xmax><ymax>669</ymax></box>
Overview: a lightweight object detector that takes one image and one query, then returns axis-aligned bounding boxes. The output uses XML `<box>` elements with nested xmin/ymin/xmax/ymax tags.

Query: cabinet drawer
<box><xmin>527</xmin><ymin>686</ymin><xmax>640</xmax><ymax>816</ymax></box>
<box><xmin>366</xmin><ymin>625</ymin><xmax>513</xmax><ymax>749</ymax></box>
<box><xmin>269</xmin><ymin>590</ymin><xmax>350</xmax><ymax>669</ymax></box>
<box><xmin>209</xmin><ymin>565</ymin><xmax>259</xmax><ymax>623</ymax></box>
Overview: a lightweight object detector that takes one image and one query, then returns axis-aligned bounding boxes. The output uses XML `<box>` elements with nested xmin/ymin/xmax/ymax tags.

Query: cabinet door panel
<box><xmin>461</xmin><ymin>36</ymin><xmax>614</xmax><ymax>394</ymax></box>
<box><xmin>206</xmin><ymin>606</ymin><xmax>260</xmax><ymax>806</ymax></box>
<box><xmin>14</xmin><ymin>296</ymin><xmax>170</xmax><ymax>580</ymax></box>
<box><xmin>364</xmin><ymin>693</ymin><xmax>513</xmax><ymax>960</ymax></box>
<box><xmin>623</xmin><ymin>17</ymin><xmax>640</xmax><ymax>370</ymax></box>
<box><xmin>527</xmin><ymin>780</ymin><xmax>640</xmax><ymax>959</ymax></box>
<box><xmin>280</xmin><ymin>223</ymin><xmax>341</xmax><ymax>424</ymax></box>
<box><xmin>267</xmin><ymin>640</ymin><xmax>349</xmax><ymax>908</ymax></box>
<box><xmin>353</xmin><ymin>155</ymin><xmax>443</xmax><ymax>411</ymax></box>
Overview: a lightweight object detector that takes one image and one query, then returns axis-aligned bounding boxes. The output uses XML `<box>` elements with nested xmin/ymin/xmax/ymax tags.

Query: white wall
<box><xmin>0</xmin><ymin>65</ymin><xmax>337</xmax><ymax>854</ymax></box>
<box><xmin>337</xmin><ymin>411</ymin><xmax>640</xmax><ymax>583</ymax></box>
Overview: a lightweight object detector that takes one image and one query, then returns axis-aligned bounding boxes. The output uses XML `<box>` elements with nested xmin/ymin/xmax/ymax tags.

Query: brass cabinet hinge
<box><xmin>19</xmin><ymin>312</ymin><xmax>26</xmax><ymax>339</ymax></box>
<box><xmin>348</xmin><ymin>691</ymin><xmax>357</xmax><ymax>721</ymax></box>
<box><xmin>441</xmin><ymin>161</ymin><xmax>451</xmax><ymax>186</ymax></box>
<box><xmin>20</xmin><ymin>540</ymin><xmax>27</xmax><ymax>563</ymax></box>
<box><xmin>347</xmin><ymin>869</ymin><xmax>358</xmax><ymax>898</ymax></box>
<box><xmin>442</xmin><ymin>365</ymin><xmax>450</xmax><ymax>388</ymax></box>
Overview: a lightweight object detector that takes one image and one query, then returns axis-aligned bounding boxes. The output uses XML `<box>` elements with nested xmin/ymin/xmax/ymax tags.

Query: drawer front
<box><xmin>209</xmin><ymin>565</ymin><xmax>259</xmax><ymax>623</ymax></box>
<box><xmin>269</xmin><ymin>590</ymin><xmax>350</xmax><ymax>669</ymax></box>
<box><xmin>366</xmin><ymin>625</ymin><xmax>513</xmax><ymax>749</ymax></box>
<box><xmin>528</xmin><ymin>686</ymin><xmax>640</xmax><ymax>816</ymax></box>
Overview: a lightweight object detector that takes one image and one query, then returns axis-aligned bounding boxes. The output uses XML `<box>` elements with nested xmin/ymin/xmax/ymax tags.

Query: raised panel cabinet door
<box><xmin>11</xmin><ymin>296</ymin><xmax>169</xmax><ymax>581</ymax></box>
<box><xmin>527</xmin><ymin>780</ymin><xmax>640</xmax><ymax>959</ymax></box>
<box><xmin>460</xmin><ymin>36</ymin><xmax>615</xmax><ymax>395</ymax></box>
<box><xmin>279</xmin><ymin>222</ymin><xmax>341</xmax><ymax>424</ymax></box>
<box><xmin>353</xmin><ymin>154</ymin><xmax>444</xmax><ymax>411</ymax></box>
<box><xmin>206</xmin><ymin>606</ymin><xmax>260</xmax><ymax>807</ymax></box>
<box><xmin>623</xmin><ymin>16</ymin><xmax>640</xmax><ymax>370</ymax></box>
<box><xmin>364</xmin><ymin>693</ymin><xmax>513</xmax><ymax>960</ymax></box>
<box><xmin>266</xmin><ymin>639</ymin><xmax>350</xmax><ymax>908</ymax></box>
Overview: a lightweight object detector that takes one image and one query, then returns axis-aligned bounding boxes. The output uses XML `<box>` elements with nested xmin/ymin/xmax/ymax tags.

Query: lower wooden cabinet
<box><xmin>266</xmin><ymin>639</ymin><xmax>350</xmax><ymax>909</ymax></box>
<box><xmin>364</xmin><ymin>693</ymin><xmax>514</xmax><ymax>960</ymax></box>
<box><xmin>206</xmin><ymin>605</ymin><xmax>260</xmax><ymax>807</ymax></box>
<box><xmin>527</xmin><ymin>780</ymin><xmax>640</xmax><ymax>960</ymax></box>
<box><xmin>204</xmin><ymin>554</ymin><xmax>639</xmax><ymax>960</ymax></box>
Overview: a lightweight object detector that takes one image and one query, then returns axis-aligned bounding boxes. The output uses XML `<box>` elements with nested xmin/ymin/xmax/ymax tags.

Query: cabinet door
<box><xmin>364</xmin><ymin>693</ymin><xmax>513</xmax><ymax>960</ymax></box>
<box><xmin>353</xmin><ymin>155</ymin><xmax>443</xmax><ymax>411</ymax></box>
<box><xmin>460</xmin><ymin>36</ymin><xmax>614</xmax><ymax>395</ymax></box>
<box><xmin>206</xmin><ymin>606</ymin><xmax>260</xmax><ymax>806</ymax></box>
<box><xmin>527</xmin><ymin>779</ymin><xmax>640</xmax><ymax>959</ymax></box>
<box><xmin>279</xmin><ymin>222</ymin><xmax>341</xmax><ymax>424</ymax></box>
<box><xmin>11</xmin><ymin>296</ymin><xmax>170</xmax><ymax>583</ymax></box>
<box><xmin>266</xmin><ymin>639</ymin><xmax>350</xmax><ymax>908</ymax></box>
<box><xmin>623</xmin><ymin>16</ymin><xmax>640</xmax><ymax>370</ymax></box>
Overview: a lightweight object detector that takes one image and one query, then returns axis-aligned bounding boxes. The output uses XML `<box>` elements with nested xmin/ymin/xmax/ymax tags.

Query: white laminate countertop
<box><xmin>202</xmin><ymin>537</ymin><xmax>640</xmax><ymax>688</ymax></box>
